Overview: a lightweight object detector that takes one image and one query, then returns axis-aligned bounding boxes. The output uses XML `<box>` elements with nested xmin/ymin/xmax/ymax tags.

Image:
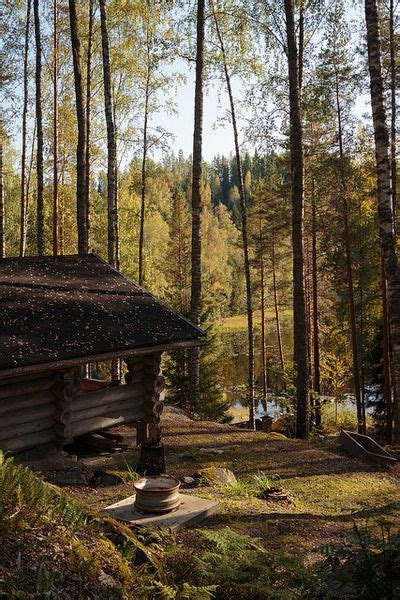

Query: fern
<box><xmin>0</xmin><ymin>454</ymin><xmax>87</xmax><ymax>532</ymax></box>
<box><xmin>196</xmin><ymin>527</ymin><xmax>309</xmax><ymax>598</ymax></box>
<box><xmin>150</xmin><ymin>580</ymin><xmax>217</xmax><ymax>599</ymax></box>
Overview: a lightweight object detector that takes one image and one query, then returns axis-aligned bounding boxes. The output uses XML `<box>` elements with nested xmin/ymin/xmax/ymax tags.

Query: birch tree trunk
<box><xmin>188</xmin><ymin>0</ymin><xmax>205</xmax><ymax>409</ymax></box>
<box><xmin>212</xmin><ymin>3</ymin><xmax>255</xmax><ymax>429</ymax></box>
<box><xmin>138</xmin><ymin>67</ymin><xmax>150</xmax><ymax>285</ymax></box>
<box><xmin>284</xmin><ymin>0</ymin><xmax>309</xmax><ymax>439</ymax></box>
<box><xmin>99</xmin><ymin>0</ymin><xmax>116</xmax><ymax>267</ymax></box>
<box><xmin>85</xmin><ymin>0</ymin><xmax>94</xmax><ymax>253</ymax></box>
<box><xmin>0</xmin><ymin>138</ymin><xmax>4</xmax><ymax>258</ymax></box>
<box><xmin>365</xmin><ymin>0</ymin><xmax>400</xmax><ymax>440</ymax></box>
<box><xmin>20</xmin><ymin>0</ymin><xmax>31</xmax><ymax>258</ymax></box>
<box><xmin>389</xmin><ymin>0</ymin><xmax>397</xmax><ymax>232</ymax></box>
<box><xmin>34</xmin><ymin>0</ymin><xmax>44</xmax><ymax>255</ymax></box>
<box><xmin>52</xmin><ymin>0</ymin><xmax>58</xmax><ymax>255</ymax></box>
<box><xmin>69</xmin><ymin>0</ymin><xmax>88</xmax><ymax>254</ymax></box>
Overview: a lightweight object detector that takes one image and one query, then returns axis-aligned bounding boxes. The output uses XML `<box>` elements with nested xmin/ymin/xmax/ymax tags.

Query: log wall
<box><xmin>0</xmin><ymin>352</ymin><xmax>165</xmax><ymax>452</ymax></box>
<box><xmin>0</xmin><ymin>373</ymin><xmax>57</xmax><ymax>451</ymax></box>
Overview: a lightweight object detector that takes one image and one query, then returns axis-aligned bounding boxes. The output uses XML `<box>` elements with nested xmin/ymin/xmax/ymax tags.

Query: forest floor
<box><xmin>5</xmin><ymin>408</ymin><xmax>400</xmax><ymax>598</ymax></box>
<box><xmin>69</xmin><ymin>408</ymin><xmax>399</xmax><ymax>546</ymax></box>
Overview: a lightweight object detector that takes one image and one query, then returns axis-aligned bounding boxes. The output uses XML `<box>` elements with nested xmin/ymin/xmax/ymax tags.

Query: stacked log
<box><xmin>0</xmin><ymin>352</ymin><xmax>166</xmax><ymax>452</ymax></box>
<box><xmin>53</xmin><ymin>367</ymin><xmax>148</xmax><ymax>444</ymax></box>
<box><xmin>0</xmin><ymin>373</ymin><xmax>56</xmax><ymax>451</ymax></box>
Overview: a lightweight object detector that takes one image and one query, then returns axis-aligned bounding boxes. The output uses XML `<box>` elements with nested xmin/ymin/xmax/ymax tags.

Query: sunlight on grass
<box><xmin>221</xmin><ymin>309</ymin><xmax>292</xmax><ymax>332</ymax></box>
<box><xmin>285</xmin><ymin>472</ymin><xmax>400</xmax><ymax>514</ymax></box>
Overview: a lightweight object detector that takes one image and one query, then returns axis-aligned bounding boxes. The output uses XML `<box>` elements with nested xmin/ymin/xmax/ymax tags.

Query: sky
<box><xmin>4</xmin><ymin>2</ymin><xmax>375</xmax><ymax>166</ymax></box>
<box><xmin>154</xmin><ymin>59</ymin><xmax>246</xmax><ymax>162</ymax></box>
<box><xmin>152</xmin><ymin>3</ymin><xmax>374</xmax><ymax>163</ymax></box>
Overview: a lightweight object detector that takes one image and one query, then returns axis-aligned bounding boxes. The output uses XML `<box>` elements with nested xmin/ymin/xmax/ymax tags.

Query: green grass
<box><xmin>220</xmin><ymin>309</ymin><xmax>292</xmax><ymax>332</ymax></box>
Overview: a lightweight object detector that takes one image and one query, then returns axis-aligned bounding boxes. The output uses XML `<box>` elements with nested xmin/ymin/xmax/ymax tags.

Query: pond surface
<box><xmin>217</xmin><ymin>323</ymin><xmax>370</xmax><ymax>420</ymax></box>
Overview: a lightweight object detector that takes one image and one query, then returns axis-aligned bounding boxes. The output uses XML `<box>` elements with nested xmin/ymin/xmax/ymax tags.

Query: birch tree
<box><xmin>364</xmin><ymin>0</ymin><xmax>400</xmax><ymax>440</ymax></box>
<box><xmin>188</xmin><ymin>0</ymin><xmax>206</xmax><ymax>409</ymax></box>
<box><xmin>34</xmin><ymin>0</ymin><xmax>44</xmax><ymax>255</ymax></box>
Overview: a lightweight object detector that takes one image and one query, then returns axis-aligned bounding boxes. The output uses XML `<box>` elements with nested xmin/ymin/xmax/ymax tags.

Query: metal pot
<box><xmin>134</xmin><ymin>474</ymin><xmax>181</xmax><ymax>514</ymax></box>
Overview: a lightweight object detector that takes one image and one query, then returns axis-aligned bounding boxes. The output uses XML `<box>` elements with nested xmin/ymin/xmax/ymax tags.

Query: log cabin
<box><xmin>0</xmin><ymin>254</ymin><xmax>205</xmax><ymax>453</ymax></box>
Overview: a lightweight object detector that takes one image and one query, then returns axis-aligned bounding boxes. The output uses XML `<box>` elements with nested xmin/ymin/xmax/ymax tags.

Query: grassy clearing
<box><xmin>221</xmin><ymin>309</ymin><xmax>292</xmax><ymax>332</ymax></box>
<box><xmin>6</xmin><ymin>411</ymin><xmax>400</xmax><ymax>598</ymax></box>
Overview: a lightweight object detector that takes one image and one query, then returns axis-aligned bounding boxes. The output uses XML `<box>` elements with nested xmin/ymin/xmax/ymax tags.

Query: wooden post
<box><xmin>52</xmin><ymin>369</ymin><xmax>79</xmax><ymax>446</ymax></box>
<box><xmin>133</xmin><ymin>353</ymin><xmax>166</xmax><ymax>475</ymax></box>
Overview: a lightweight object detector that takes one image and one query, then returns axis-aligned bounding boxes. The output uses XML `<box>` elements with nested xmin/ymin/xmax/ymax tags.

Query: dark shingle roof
<box><xmin>0</xmin><ymin>254</ymin><xmax>204</xmax><ymax>376</ymax></box>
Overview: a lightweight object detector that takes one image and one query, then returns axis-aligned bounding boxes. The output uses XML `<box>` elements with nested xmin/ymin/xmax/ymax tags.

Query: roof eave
<box><xmin>0</xmin><ymin>337</ymin><xmax>207</xmax><ymax>381</ymax></box>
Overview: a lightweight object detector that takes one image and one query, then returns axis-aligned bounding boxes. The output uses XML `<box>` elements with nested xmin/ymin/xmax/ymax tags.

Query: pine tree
<box><xmin>284</xmin><ymin>0</ymin><xmax>309</xmax><ymax>438</ymax></box>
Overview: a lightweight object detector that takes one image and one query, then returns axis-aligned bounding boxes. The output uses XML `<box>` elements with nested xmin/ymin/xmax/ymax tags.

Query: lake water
<box><xmin>218</xmin><ymin>325</ymin><xmax>371</xmax><ymax>420</ymax></box>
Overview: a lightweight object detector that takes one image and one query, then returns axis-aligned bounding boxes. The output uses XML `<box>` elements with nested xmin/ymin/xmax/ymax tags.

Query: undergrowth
<box><xmin>221</xmin><ymin>471</ymin><xmax>280</xmax><ymax>499</ymax></box>
<box><xmin>0</xmin><ymin>451</ymin><xmax>156</xmax><ymax>598</ymax></box>
<box><xmin>161</xmin><ymin>527</ymin><xmax>309</xmax><ymax>599</ymax></box>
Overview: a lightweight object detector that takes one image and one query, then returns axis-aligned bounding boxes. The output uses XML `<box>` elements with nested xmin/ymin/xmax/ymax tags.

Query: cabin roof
<box><xmin>0</xmin><ymin>254</ymin><xmax>205</xmax><ymax>377</ymax></box>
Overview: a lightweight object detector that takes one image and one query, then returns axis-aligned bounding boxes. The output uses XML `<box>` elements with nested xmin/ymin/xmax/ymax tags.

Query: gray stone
<box><xmin>195</xmin><ymin>467</ymin><xmax>237</xmax><ymax>486</ymax></box>
<box><xmin>181</xmin><ymin>476</ymin><xmax>196</xmax><ymax>488</ymax></box>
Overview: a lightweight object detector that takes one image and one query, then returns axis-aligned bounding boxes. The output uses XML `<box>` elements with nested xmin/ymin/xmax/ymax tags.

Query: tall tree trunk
<box><xmin>272</xmin><ymin>236</ymin><xmax>285</xmax><ymax>386</ymax></box>
<box><xmin>259</xmin><ymin>206</ymin><xmax>267</xmax><ymax>402</ymax></box>
<box><xmin>298</xmin><ymin>0</ymin><xmax>304</xmax><ymax>92</ymax></box>
<box><xmin>59</xmin><ymin>159</ymin><xmax>65</xmax><ymax>253</ymax></box>
<box><xmin>284</xmin><ymin>0</ymin><xmax>309</xmax><ymax>439</ymax></box>
<box><xmin>20</xmin><ymin>0</ymin><xmax>31</xmax><ymax>258</ymax></box>
<box><xmin>69</xmin><ymin>0</ymin><xmax>88</xmax><ymax>254</ymax></box>
<box><xmin>188</xmin><ymin>0</ymin><xmax>205</xmax><ymax>409</ymax></box>
<box><xmin>34</xmin><ymin>0</ymin><xmax>44</xmax><ymax>255</ymax></box>
<box><xmin>99</xmin><ymin>0</ymin><xmax>116</xmax><ymax>266</ymax></box>
<box><xmin>381</xmin><ymin>255</ymin><xmax>393</xmax><ymax>441</ymax></box>
<box><xmin>138</xmin><ymin>18</ymin><xmax>151</xmax><ymax>286</ymax></box>
<box><xmin>389</xmin><ymin>0</ymin><xmax>397</xmax><ymax>233</ymax></box>
<box><xmin>0</xmin><ymin>138</ymin><xmax>4</xmax><ymax>258</ymax></box>
<box><xmin>52</xmin><ymin>0</ymin><xmax>58</xmax><ymax>255</ymax></box>
<box><xmin>334</xmin><ymin>58</ymin><xmax>364</xmax><ymax>433</ymax></box>
<box><xmin>114</xmin><ymin>137</ymin><xmax>120</xmax><ymax>270</ymax></box>
<box><xmin>305</xmin><ymin>239</ymin><xmax>313</xmax><ymax>387</ymax></box>
<box><xmin>365</xmin><ymin>0</ymin><xmax>400</xmax><ymax>441</ymax></box>
<box><xmin>113</xmin><ymin>102</ymin><xmax>120</xmax><ymax>270</ymax></box>
<box><xmin>311</xmin><ymin>179</ymin><xmax>321</xmax><ymax>426</ymax></box>
<box><xmin>25</xmin><ymin>123</ymin><xmax>36</xmax><ymax>248</ymax></box>
<box><xmin>85</xmin><ymin>0</ymin><xmax>93</xmax><ymax>252</ymax></box>
<box><xmin>212</xmin><ymin>3</ymin><xmax>255</xmax><ymax>429</ymax></box>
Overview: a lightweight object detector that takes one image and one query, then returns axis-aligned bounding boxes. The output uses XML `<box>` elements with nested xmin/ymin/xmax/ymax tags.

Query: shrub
<box><xmin>196</xmin><ymin>527</ymin><xmax>309</xmax><ymax>599</ymax></box>
<box><xmin>315</xmin><ymin>522</ymin><xmax>400</xmax><ymax>599</ymax></box>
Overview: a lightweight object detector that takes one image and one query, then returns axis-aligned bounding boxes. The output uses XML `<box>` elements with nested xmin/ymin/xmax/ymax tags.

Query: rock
<box><xmin>181</xmin><ymin>476</ymin><xmax>196</xmax><ymax>488</ymax></box>
<box><xmin>199</xmin><ymin>447</ymin><xmax>224</xmax><ymax>455</ymax></box>
<box><xmin>90</xmin><ymin>470</ymin><xmax>125</xmax><ymax>487</ymax></box>
<box><xmin>195</xmin><ymin>467</ymin><xmax>237</xmax><ymax>486</ymax></box>
<box><xmin>98</xmin><ymin>570</ymin><xmax>117</xmax><ymax>588</ymax></box>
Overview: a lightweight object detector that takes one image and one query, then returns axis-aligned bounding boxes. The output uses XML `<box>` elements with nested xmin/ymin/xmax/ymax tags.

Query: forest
<box><xmin>0</xmin><ymin>0</ymin><xmax>400</xmax><ymax>597</ymax></box>
<box><xmin>2</xmin><ymin>0</ymin><xmax>398</xmax><ymax>442</ymax></box>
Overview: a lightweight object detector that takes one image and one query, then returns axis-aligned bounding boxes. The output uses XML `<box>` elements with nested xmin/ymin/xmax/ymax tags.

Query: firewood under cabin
<box><xmin>0</xmin><ymin>254</ymin><xmax>205</xmax><ymax>454</ymax></box>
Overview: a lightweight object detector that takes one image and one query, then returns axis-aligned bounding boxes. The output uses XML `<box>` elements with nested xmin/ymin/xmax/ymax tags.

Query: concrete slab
<box><xmin>103</xmin><ymin>493</ymin><xmax>219</xmax><ymax>532</ymax></box>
